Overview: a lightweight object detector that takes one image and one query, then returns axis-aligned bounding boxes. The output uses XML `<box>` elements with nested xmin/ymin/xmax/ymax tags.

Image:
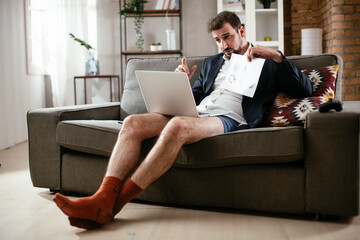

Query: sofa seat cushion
<box><xmin>57</xmin><ymin>120</ymin><xmax>304</xmax><ymax>167</ymax></box>
<box><xmin>173</xmin><ymin>126</ymin><xmax>304</xmax><ymax>168</ymax></box>
<box><xmin>57</xmin><ymin>120</ymin><xmax>121</xmax><ymax>157</ymax></box>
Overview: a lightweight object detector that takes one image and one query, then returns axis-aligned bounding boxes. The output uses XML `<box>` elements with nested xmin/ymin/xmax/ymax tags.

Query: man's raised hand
<box><xmin>175</xmin><ymin>57</ymin><xmax>197</xmax><ymax>79</ymax></box>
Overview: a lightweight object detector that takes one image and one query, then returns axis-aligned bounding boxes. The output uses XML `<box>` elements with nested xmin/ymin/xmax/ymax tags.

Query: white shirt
<box><xmin>196</xmin><ymin>53</ymin><xmax>248</xmax><ymax>125</ymax></box>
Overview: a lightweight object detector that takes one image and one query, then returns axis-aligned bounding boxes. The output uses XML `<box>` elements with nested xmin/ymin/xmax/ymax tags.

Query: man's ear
<box><xmin>239</xmin><ymin>25</ymin><xmax>245</xmax><ymax>37</ymax></box>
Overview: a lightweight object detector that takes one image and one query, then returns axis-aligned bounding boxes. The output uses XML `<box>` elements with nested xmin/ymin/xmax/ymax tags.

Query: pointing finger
<box><xmin>182</xmin><ymin>57</ymin><xmax>187</xmax><ymax>66</ymax></box>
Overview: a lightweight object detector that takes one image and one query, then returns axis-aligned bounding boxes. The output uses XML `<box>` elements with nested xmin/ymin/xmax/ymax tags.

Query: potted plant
<box><xmin>69</xmin><ymin>33</ymin><xmax>99</xmax><ymax>75</ymax></box>
<box><xmin>257</xmin><ymin>0</ymin><xmax>276</xmax><ymax>9</ymax></box>
<box><xmin>120</xmin><ymin>0</ymin><xmax>148</xmax><ymax>52</ymax></box>
<box><xmin>150</xmin><ymin>42</ymin><xmax>162</xmax><ymax>51</ymax></box>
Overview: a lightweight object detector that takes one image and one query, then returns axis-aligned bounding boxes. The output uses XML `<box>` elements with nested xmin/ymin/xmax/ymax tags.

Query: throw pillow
<box><xmin>266</xmin><ymin>65</ymin><xmax>339</xmax><ymax>127</ymax></box>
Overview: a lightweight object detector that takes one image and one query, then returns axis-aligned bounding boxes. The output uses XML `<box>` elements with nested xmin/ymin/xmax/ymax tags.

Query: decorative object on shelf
<box><xmin>301</xmin><ymin>28</ymin><xmax>322</xmax><ymax>55</ymax></box>
<box><xmin>120</xmin><ymin>0</ymin><xmax>148</xmax><ymax>51</ymax></box>
<box><xmin>257</xmin><ymin>0</ymin><xmax>276</xmax><ymax>9</ymax></box>
<box><xmin>156</xmin><ymin>0</ymin><xmax>179</xmax><ymax>10</ymax></box>
<box><xmin>165</xmin><ymin>29</ymin><xmax>176</xmax><ymax>50</ymax></box>
<box><xmin>69</xmin><ymin>33</ymin><xmax>99</xmax><ymax>76</ymax></box>
<box><xmin>69</xmin><ymin>33</ymin><xmax>95</xmax><ymax>50</ymax></box>
<box><xmin>264</xmin><ymin>36</ymin><xmax>272</xmax><ymax>41</ymax></box>
<box><xmin>85</xmin><ymin>50</ymin><xmax>99</xmax><ymax>76</ymax></box>
<box><xmin>150</xmin><ymin>42</ymin><xmax>162</xmax><ymax>51</ymax></box>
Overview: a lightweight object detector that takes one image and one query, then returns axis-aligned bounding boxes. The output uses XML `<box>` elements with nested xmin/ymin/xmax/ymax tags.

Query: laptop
<box><xmin>135</xmin><ymin>70</ymin><xmax>227</xmax><ymax>118</ymax></box>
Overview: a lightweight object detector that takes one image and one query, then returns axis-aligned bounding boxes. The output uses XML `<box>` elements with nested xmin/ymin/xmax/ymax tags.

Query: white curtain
<box><xmin>45</xmin><ymin>0</ymin><xmax>97</xmax><ymax>106</ymax></box>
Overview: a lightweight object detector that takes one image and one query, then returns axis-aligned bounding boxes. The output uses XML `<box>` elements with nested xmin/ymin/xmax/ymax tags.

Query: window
<box><xmin>24</xmin><ymin>0</ymin><xmax>49</xmax><ymax>75</ymax></box>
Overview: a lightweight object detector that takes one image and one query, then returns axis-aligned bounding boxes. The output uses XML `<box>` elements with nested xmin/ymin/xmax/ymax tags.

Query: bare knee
<box><xmin>119</xmin><ymin>114</ymin><xmax>145</xmax><ymax>139</ymax></box>
<box><xmin>119</xmin><ymin>113</ymin><xmax>169</xmax><ymax>141</ymax></box>
<box><xmin>160</xmin><ymin>117</ymin><xmax>187</xmax><ymax>143</ymax></box>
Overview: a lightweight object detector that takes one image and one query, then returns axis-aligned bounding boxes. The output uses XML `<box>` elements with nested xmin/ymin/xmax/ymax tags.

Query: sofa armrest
<box><xmin>27</xmin><ymin>102</ymin><xmax>120</xmax><ymax>190</ymax></box>
<box><xmin>305</xmin><ymin>111</ymin><xmax>359</xmax><ymax>216</ymax></box>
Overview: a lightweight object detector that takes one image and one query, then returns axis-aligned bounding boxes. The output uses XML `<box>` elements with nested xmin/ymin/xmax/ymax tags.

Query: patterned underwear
<box><xmin>217</xmin><ymin>115</ymin><xmax>239</xmax><ymax>133</ymax></box>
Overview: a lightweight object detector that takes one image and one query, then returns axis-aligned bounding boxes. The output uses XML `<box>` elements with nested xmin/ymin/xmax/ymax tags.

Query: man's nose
<box><xmin>220</xmin><ymin>40</ymin><xmax>228</xmax><ymax>49</ymax></box>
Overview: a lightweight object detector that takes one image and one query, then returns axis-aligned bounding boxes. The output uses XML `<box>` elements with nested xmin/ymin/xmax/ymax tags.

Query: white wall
<box><xmin>182</xmin><ymin>0</ymin><xmax>218</xmax><ymax>56</ymax></box>
<box><xmin>0</xmin><ymin>0</ymin><xmax>45</xmax><ymax>151</ymax></box>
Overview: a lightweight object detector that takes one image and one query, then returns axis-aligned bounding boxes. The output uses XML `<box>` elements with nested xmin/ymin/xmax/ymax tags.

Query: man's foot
<box><xmin>53</xmin><ymin>176</ymin><xmax>122</xmax><ymax>224</ymax></box>
<box><xmin>68</xmin><ymin>217</ymin><xmax>103</xmax><ymax>230</ymax></box>
<box><xmin>65</xmin><ymin>179</ymin><xmax>143</xmax><ymax>229</ymax></box>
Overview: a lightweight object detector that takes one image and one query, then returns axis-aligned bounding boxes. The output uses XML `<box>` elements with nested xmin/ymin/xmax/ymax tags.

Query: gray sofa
<box><xmin>27</xmin><ymin>54</ymin><xmax>359</xmax><ymax>217</ymax></box>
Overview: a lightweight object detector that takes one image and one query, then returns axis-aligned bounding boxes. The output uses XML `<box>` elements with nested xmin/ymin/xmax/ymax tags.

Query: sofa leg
<box><xmin>49</xmin><ymin>189</ymin><xmax>60</xmax><ymax>193</ymax></box>
<box><xmin>314</xmin><ymin>213</ymin><xmax>325</xmax><ymax>221</ymax></box>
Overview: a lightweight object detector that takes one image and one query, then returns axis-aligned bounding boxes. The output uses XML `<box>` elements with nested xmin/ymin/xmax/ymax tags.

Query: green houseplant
<box><xmin>257</xmin><ymin>0</ymin><xmax>276</xmax><ymax>9</ymax></box>
<box><xmin>120</xmin><ymin>0</ymin><xmax>148</xmax><ymax>51</ymax></box>
<box><xmin>69</xmin><ymin>33</ymin><xmax>95</xmax><ymax>50</ymax></box>
<box><xmin>69</xmin><ymin>33</ymin><xmax>99</xmax><ymax>75</ymax></box>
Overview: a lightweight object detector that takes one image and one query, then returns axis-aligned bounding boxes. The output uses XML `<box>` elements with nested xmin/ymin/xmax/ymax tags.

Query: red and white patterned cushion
<box><xmin>266</xmin><ymin>65</ymin><xmax>339</xmax><ymax>127</ymax></box>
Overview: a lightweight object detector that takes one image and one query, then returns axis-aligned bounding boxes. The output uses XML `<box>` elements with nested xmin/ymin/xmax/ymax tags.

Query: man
<box><xmin>53</xmin><ymin>11</ymin><xmax>312</xmax><ymax>229</ymax></box>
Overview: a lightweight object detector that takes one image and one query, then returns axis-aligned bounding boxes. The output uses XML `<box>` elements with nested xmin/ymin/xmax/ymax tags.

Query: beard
<box><xmin>223</xmin><ymin>46</ymin><xmax>242</xmax><ymax>56</ymax></box>
<box><xmin>223</xmin><ymin>35</ymin><xmax>244</xmax><ymax>57</ymax></box>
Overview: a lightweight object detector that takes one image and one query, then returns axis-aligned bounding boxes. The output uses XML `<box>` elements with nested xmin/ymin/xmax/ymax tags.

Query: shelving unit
<box><xmin>217</xmin><ymin>0</ymin><xmax>284</xmax><ymax>52</ymax></box>
<box><xmin>119</xmin><ymin>1</ymin><xmax>183</xmax><ymax>96</ymax></box>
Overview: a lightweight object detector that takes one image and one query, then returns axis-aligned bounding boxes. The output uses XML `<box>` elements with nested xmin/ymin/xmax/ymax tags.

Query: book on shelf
<box><xmin>155</xmin><ymin>0</ymin><xmax>164</xmax><ymax>10</ymax></box>
<box><xmin>169</xmin><ymin>0</ymin><xmax>179</xmax><ymax>9</ymax></box>
<box><xmin>163</xmin><ymin>0</ymin><xmax>170</xmax><ymax>9</ymax></box>
<box><xmin>155</xmin><ymin>0</ymin><xmax>179</xmax><ymax>10</ymax></box>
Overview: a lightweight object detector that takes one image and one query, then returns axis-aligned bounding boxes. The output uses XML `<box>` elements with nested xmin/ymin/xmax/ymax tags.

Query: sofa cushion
<box><xmin>57</xmin><ymin>120</ymin><xmax>121</xmax><ymax>157</ymax></box>
<box><xmin>174</xmin><ymin>126</ymin><xmax>304</xmax><ymax>168</ymax></box>
<box><xmin>57</xmin><ymin>120</ymin><xmax>304</xmax><ymax>167</ymax></box>
<box><xmin>266</xmin><ymin>65</ymin><xmax>339</xmax><ymax>127</ymax></box>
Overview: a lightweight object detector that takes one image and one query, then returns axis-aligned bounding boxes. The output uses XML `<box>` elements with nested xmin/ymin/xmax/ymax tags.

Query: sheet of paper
<box><xmin>220</xmin><ymin>54</ymin><xmax>265</xmax><ymax>98</ymax></box>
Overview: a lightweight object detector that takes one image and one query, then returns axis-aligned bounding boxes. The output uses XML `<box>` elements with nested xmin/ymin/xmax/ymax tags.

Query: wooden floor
<box><xmin>0</xmin><ymin>142</ymin><xmax>359</xmax><ymax>240</ymax></box>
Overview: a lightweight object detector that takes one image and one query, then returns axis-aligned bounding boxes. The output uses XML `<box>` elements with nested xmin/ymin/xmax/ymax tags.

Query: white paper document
<box><xmin>220</xmin><ymin>54</ymin><xmax>265</xmax><ymax>98</ymax></box>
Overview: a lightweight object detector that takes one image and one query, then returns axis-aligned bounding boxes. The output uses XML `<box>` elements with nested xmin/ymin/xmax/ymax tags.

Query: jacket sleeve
<box><xmin>275</xmin><ymin>52</ymin><xmax>313</xmax><ymax>98</ymax></box>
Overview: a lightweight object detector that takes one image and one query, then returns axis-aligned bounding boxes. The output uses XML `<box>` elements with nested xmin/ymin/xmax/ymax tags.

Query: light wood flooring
<box><xmin>0</xmin><ymin>142</ymin><xmax>359</xmax><ymax>240</ymax></box>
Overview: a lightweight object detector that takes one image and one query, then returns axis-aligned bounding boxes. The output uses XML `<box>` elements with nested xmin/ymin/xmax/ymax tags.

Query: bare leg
<box><xmin>105</xmin><ymin>113</ymin><xmax>171</xmax><ymax>181</ymax></box>
<box><xmin>55</xmin><ymin>115</ymin><xmax>224</xmax><ymax>229</ymax></box>
<box><xmin>111</xmin><ymin>116</ymin><xmax>224</xmax><ymax>218</ymax></box>
<box><xmin>131</xmin><ymin>116</ymin><xmax>224</xmax><ymax>189</ymax></box>
<box><xmin>53</xmin><ymin>113</ymin><xmax>170</xmax><ymax>227</ymax></box>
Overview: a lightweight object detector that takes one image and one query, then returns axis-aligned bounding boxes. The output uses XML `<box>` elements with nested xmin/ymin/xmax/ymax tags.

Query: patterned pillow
<box><xmin>266</xmin><ymin>65</ymin><xmax>339</xmax><ymax>127</ymax></box>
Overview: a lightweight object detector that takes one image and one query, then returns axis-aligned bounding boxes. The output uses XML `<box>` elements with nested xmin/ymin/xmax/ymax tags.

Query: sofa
<box><xmin>27</xmin><ymin>54</ymin><xmax>359</xmax><ymax>218</ymax></box>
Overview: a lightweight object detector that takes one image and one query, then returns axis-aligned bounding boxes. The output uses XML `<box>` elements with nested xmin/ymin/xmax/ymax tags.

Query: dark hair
<box><xmin>207</xmin><ymin>11</ymin><xmax>242</xmax><ymax>33</ymax></box>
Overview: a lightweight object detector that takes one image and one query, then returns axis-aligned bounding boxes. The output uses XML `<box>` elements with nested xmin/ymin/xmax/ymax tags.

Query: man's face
<box><xmin>212</xmin><ymin>22</ymin><xmax>245</xmax><ymax>58</ymax></box>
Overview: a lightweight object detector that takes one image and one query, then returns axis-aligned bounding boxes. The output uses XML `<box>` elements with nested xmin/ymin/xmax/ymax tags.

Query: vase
<box><xmin>133</xmin><ymin>2</ymin><xmax>145</xmax><ymax>12</ymax></box>
<box><xmin>262</xmin><ymin>0</ymin><xmax>271</xmax><ymax>8</ymax></box>
<box><xmin>136</xmin><ymin>32</ymin><xmax>144</xmax><ymax>51</ymax></box>
<box><xmin>85</xmin><ymin>50</ymin><xmax>99</xmax><ymax>76</ymax></box>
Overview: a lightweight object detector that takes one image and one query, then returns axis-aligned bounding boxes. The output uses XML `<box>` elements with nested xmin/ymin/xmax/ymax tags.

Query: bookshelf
<box><xmin>217</xmin><ymin>0</ymin><xmax>284</xmax><ymax>52</ymax></box>
<box><xmin>119</xmin><ymin>0</ymin><xmax>183</xmax><ymax>95</ymax></box>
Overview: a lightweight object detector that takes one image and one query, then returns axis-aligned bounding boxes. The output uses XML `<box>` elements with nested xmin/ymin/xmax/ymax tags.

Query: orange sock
<box><xmin>113</xmin><ymin>179</ymin><xmax>143</xmax><ymax>216</ymax></box>
<box><xmin>67</xmin><ymin>179</ymin><xmax>143</xmax><ymax>230</ymax></box>
<box><xmin>53</xmin><ymin>176</ymin><xmax>122</xmax><ymax>224</ymax></box>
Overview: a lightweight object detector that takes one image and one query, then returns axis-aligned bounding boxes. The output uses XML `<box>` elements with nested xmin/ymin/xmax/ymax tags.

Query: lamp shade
<box><xmin>301</xmin><ymin>28</ymin><xmax>322</xmax><ymax>55</ymax></box>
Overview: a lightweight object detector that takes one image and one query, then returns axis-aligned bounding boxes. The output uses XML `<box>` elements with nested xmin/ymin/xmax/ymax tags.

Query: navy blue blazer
<box><xmin>192</xmin><ymin>52</ymin><xmax>313</xmax><ymax>129</ymax></box>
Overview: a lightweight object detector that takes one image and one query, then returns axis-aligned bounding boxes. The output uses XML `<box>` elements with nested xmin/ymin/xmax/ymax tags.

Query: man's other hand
<box><xmin>247</xmin><ymin>45</ymin><xmax>284</xmax><ymax>63</ymax></box>
<box><xmin>175</xmin><ymin>57</ymin><xmax>197</xmax><ymax>79</ymax></box>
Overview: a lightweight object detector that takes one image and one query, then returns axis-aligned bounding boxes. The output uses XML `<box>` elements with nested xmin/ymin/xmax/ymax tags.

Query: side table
<box><xmin>74</xmin><ymin>75</ymin><xmax>120</xmax><ymax>105</ymax></box>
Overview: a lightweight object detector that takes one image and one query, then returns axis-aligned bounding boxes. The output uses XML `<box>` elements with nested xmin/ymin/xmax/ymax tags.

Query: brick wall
<box><xmin>284</xmin><ymin>0</ymin><xmax>360</xmax><ymax>101</ymax></box>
